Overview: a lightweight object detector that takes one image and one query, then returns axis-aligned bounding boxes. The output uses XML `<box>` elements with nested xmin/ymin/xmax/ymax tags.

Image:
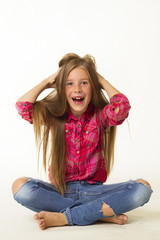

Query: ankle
<box><xmin>60</xmin><ymin>213</ymin><xmax>68</xmax><ymax>225</ymax></box>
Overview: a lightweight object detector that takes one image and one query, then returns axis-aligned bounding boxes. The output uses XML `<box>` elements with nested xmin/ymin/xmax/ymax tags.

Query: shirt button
<box><xmin>24</xmin><ymin>109</ymin><xmax>27</xmax><ymax>112</ymax></box>
<box><xmin>76</xmin><ymin>139</ymin><xmax>79</xmax><ymax>142</ymax></box>
<box><xmin>65</xmin><ymin>130</ymin><xmax>69</xmax><ymax>132</ymax></box>
<box><xmin>86</xmin><ymin>131</ymin><xmax>89</xmax><ymax>134</ymax></box>
<box><xmin>77</xmin><ymin>151</ymin><xmax>80</xmax><ymax>154</ymax></box>
<box><xmin>78</xmin><ymin>125</ymin><xmax>81</xmax><ymax>128</ymax></box>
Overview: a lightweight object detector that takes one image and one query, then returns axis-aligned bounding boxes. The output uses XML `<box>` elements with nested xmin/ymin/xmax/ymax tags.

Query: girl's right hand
<box><xmin>45</xmin><ymin>68</ymin><xmax>61</xmax><ymax>88</ymax></box>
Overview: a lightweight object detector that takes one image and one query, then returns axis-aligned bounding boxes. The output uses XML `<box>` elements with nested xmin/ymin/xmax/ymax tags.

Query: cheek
<box><xmin>65</xmin><ymin>87</ymin><xmax>69</xmax><ymax>96</ymax></box>
<box><xmin>86</xmin><ymin>86</ymin><xmax>92</xmax><ymax>100</ymax></box>
<box><xmin>65</xmin><ymin>88</ymin><xmax>71</xmax><ymax>101</ymax></box>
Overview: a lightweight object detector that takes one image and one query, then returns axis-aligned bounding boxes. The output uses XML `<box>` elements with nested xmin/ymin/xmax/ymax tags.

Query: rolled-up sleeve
<box><xmin>100</xmin><ymin>93</ymin><xmax>131</xmax><ymax>128</ymax></box>
<box><xmin>15</xmin><ymin>101</ymin><xmax>33</xmax><ymax>124</ymax></box>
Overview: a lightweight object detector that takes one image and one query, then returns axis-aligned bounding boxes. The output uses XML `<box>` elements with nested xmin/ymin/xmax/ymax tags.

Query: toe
<box><xmin>117</xmin><ymin>215</ymin><xmax>128</xmax><ymax>224</ymax></box>
<box><xmin>34</xmin><ymin>212</ymin><xmax>43</xmax><ymax>220</ymax></box>
<box><xmin>40</xmin><ymin>225</ymin><xmax>45</xmax><ymax>230</ymax></box>
<box><xmin>39</xmin><ymin>219</ymin><xmax>44</xmax><ymax>225</ymax></box>
<box><xmin>39</xmin><ymin>220</ymin><xmax>45</xmax><ymax>229</ymax></box>
<box><xmin>38</xmin><ymin>219</ymin><xmax>46</xmax><ymax>230</ymax></box>
<box><xmin>34</xmin><ymin>214</ymin><xmax>39</xmax><ymax>220</ymax></box>
<box><xmin>41</xmin><ymin>223</ymin><xmax>46</xmax><ymax>229</ymax></box>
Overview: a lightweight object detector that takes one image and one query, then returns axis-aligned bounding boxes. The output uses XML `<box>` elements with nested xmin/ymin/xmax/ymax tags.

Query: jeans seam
<box><xmin>81</xmin><ymin>187</ymin><xmax>126</xmax><ymax>196</ymax></box>
<box><xmin>81</xmin><ymin>181</ymin><xmax>134</xmax><ymax>196</ymax></box>
<box><xmin>76</xmin><ymin>183</ymin><xmax>79</xmax><ymax>200</ymax></box>
<box><xmin>64</xmin><ymin>208</ymin><xmax>73</xmax><ymax>226</ymax></box>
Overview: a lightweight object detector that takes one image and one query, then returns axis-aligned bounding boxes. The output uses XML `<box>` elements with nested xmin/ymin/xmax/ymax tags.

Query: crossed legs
<box><xmin>12</xmin><ymin>178</ymin><xmax>152</xmax><ymax>230</ymax></box>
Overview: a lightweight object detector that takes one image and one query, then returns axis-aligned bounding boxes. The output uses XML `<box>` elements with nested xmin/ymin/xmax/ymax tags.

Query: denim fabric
<box><xmin>13</xmin><ymin>178</ymin><xmax>153</xmax><ymax>226</ymax></box>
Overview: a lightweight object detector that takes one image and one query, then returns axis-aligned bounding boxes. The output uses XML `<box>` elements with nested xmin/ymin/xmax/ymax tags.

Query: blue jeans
<box><xmin>13</xmin><ymin>178</ymin><xmax>153</xmax><ymax>226</ymax></box>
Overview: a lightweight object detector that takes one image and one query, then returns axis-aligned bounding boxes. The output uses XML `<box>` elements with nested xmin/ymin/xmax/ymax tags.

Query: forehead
<box><xmin>67</xmin><ymin>67</ymin><xmax>89</xmax><ymax>80</ymax></box>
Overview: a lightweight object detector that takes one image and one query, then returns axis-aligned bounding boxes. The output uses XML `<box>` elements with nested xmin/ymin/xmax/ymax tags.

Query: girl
<box><xmin>12</xmin><ymin>53</ymin><xmax>152</xmax><ymax>230</ymax></box>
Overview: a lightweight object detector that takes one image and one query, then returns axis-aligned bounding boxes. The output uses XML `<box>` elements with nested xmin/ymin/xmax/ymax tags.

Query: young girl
<box><xmin>12</xmin><ymin>53</ymin><xmax>152</xmax><ymax>230</ymax></box>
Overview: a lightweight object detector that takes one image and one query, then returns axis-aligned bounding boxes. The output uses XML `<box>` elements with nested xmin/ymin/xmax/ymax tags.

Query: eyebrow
<box><xmin>66</xmin><ymin>78</ymin><xmax>89</xmax><ymax>81</ymax></box>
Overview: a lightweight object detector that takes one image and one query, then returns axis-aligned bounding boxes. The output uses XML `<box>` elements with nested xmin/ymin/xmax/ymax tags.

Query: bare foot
<box><xmin>34</xmin><ymin>211</ymin><xmax>68</xmax><ymax>230</ymax></box>
<box><xmin>99</xmin><ymin>214</ymin><xmax>128</xmax><ymax>225</ymax></box>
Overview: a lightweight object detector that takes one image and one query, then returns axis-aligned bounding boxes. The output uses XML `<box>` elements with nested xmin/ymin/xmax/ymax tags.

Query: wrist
<box><xmin>99</xmin><ymin>77</ymin><xmax>107</xmax><ymax>89</ymax></box>
<box><xmin>43</xmin><ymin>78</ymin><xmax>50</xmax><ymax>89</ymax></box>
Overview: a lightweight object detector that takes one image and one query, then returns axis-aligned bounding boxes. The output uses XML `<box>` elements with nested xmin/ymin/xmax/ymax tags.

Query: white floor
<box><xmin>1</xmin><ymin>178</ymin><xmax>160</xmax><ymax>240</ymax></box>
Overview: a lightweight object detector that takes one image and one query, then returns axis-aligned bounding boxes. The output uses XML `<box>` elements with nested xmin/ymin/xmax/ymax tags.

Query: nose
<box><xmin>74</xmin><ymin>83</ymin><xmax>82</xmax><ymax>93</ymax></box>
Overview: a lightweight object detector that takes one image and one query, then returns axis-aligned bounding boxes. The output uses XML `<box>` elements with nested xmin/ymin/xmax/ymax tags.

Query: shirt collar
<box><xmin>66</xmin><ymin>103</ymin><xmax>95</xmax><ymax>123</ymax></box>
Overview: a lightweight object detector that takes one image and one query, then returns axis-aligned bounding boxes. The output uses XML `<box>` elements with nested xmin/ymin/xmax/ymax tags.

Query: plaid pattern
<box><xmin>15</xmin><ymin>93</ymin><xmax>131</xmax><ymax>184</ymax></box>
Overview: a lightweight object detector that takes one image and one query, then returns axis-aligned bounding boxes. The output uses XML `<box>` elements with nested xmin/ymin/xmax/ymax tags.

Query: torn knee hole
<box><xmin>101</xmin><ymin>202</ymin><xmax>115</xmax><ymax>217</ymax></box>
<box><xmin>12</xmin><ymin>178</ymin><xmax>30</xmax><ymax>195</ymax></box>
<box><xmin>135</xmin><ymin>179</ymin><xmax>152</xmax><ymax>190</ymax></box>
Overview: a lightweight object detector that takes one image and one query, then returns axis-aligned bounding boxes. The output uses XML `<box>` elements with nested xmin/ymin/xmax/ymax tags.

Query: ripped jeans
<box><xmin>13</xmin><ymin>178</ymin><xmax>153</xmax><ymax>226</ymax></box>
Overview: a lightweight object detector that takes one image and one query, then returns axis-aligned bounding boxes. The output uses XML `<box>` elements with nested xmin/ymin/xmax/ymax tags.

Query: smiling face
<box><xmin>66</xmin><ymin>67</ymin><xmax>92</xmax><ymax>119</ymax></box>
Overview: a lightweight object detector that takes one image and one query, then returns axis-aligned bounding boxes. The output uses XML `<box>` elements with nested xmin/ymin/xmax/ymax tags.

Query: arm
<box><xmin>97</xmin><ymin>73</ymin><xmax>121</xmax><ymax>113</ymax></box>
<box><xmin>100</xmin><ymin>93</ymin><xmax>131</xmax><ymax>128</ymax></box>
<box><xmin>17</xmin><ymin>70</ymin><xmax>60</xmax><ymax>103</ymax></box>
<box><xmin>15</xmin><ymin>69</ymin><xmax>60</xmax><ymax>123</ymax></box>
<box><xmin>97</xmin><ymin>73</ymin><xmax>131</xmax><ymax>128</ymax></box>
<box><xmin>97</xmin><ymin>73</ymin><xmax>121</xmax><ymax>99</ymax></box>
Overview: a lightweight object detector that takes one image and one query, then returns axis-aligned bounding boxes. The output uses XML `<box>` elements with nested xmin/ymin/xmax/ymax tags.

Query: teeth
<box><xmin>73</xmin><ymin>97</ymin><xmax>83</xmax><ymax>100</ymax></box>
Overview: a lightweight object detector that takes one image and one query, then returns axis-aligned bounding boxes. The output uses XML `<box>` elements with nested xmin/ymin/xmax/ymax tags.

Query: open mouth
<box><xmin>72</xmin><ymin>97</ymin><xmax>85</xmax><ymax>104</ymax></box>
<box><xmin>72</xmin><ymin>97</ymin><xmax>84</xmax><ymax>101</ymax></box>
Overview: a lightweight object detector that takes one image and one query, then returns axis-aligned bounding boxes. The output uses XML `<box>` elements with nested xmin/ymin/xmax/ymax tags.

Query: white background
<box><xmin>0</xmin><ymin>0</ymin><xmax>160</xmax><ymax>196</ymax></box>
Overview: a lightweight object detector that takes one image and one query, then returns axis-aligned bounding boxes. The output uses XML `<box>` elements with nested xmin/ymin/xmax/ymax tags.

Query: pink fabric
<box><xmin>15</xmin><ymin>101</ymin><xmax>33</xmax><ymax>124</ymax></box>
<box><xmin>15</xmin><ymin>93</ymin><xmax>131</xmax><ymax>184</ymax></box>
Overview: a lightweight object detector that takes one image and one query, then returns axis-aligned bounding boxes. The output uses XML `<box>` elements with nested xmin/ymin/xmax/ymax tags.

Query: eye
<box><xmin>81</xmin><ymin>81</ymin><xmax>88</xmax><ymax>85</ymax></box>
<box><xmin>66</xmin><ymin>82</ymin><xmax>73</xmax><ymax>86</ymax></box>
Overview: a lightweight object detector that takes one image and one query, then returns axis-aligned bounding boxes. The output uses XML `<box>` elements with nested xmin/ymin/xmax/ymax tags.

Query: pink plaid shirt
<box><xmin>15</xmin><ymin>93</ymin><xmax>131</xmax><ymax>184</ymax></box>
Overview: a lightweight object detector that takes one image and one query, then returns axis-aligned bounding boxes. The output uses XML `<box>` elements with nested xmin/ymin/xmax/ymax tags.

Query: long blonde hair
<box><xmin>33</xmin><ymin>53</ymin><xmax>117</xmax><ymax>195</ymax></box>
